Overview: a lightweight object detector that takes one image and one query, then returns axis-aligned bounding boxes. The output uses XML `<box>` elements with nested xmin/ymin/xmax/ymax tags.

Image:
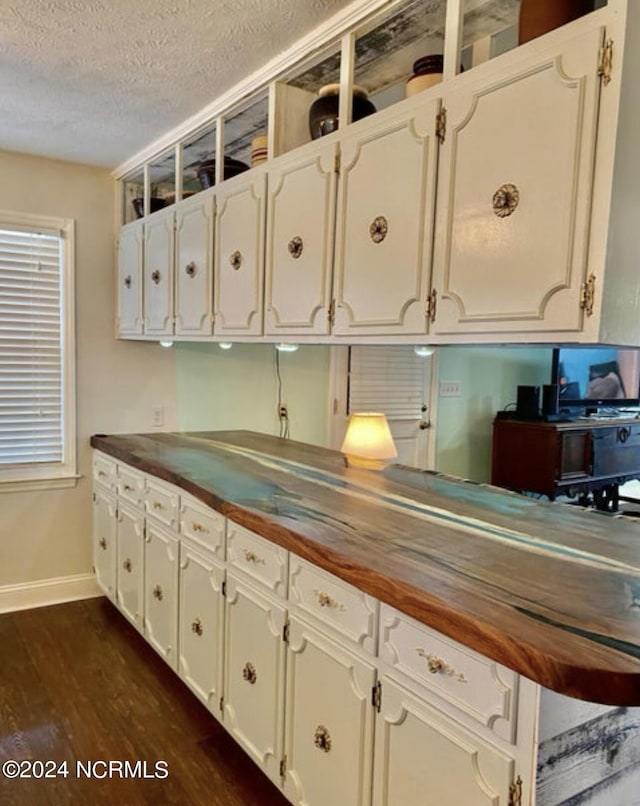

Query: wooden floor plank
<box><xmin>0</xmin><ymin>598</ymin><xmax>289</xmax><ymax>806</ymax></box>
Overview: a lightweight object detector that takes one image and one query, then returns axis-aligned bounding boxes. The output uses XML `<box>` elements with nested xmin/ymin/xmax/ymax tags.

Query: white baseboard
<box><xmin>0</xmin><ymin>573</ymin><xmax>102</xmax><ymax>614</ymax></box>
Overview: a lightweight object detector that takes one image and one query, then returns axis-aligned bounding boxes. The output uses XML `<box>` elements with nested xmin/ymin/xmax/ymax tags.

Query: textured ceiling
<box><xmin>0</xmin><ymin>0</ymin><xmax>354</xmax><ymax>168</ymax></box>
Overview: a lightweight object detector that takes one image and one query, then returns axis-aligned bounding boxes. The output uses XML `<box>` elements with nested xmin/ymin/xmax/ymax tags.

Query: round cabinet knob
<box><xmin>242</xmin><ymin>662</ymin><xmax>257</xmax><ymax>685</ymax></box>
<box><xmin>124</xmin><ymin>275</ymin><xmax>132</xmax><ymax>289</ymax></box>
<box><xmin>98</xmin><ymin>538</ymin><xmax>107</xmax><ymax>550</ymax></box>
<box><xmin>151</xmin><ymin>270</ymin><xmax>161</xmax><ymax>284</ymax></box>
<box><xmin>123</xmin><ymin>558</ymin><xmax>132</xmax><ymax>573</ymax></box>
<box><xmin>314</xmin><ymin>725</ymin><xmax>332</xmax><ymax>753</ymax></box>
<box><xmin>492</xmin><ymin>184</ymin><xmax>519</xmax><ymax>218</ymax></box>
<box><xmin>185</xmin><ymin>261</ymin><xmax>197</xmax><ymax>278</ymax></box>
<box><xmin>152</xmin><ymin>584</ymin><xmax>163</xmax><ymax>601</ymax></box>
<box><xmin>288</xmin><ymin>236</ymin><xmax>304</xmax><ymax>259</ymax></box>
<box><xmin>369</xmin><ymin>216</ymin><xmax>388</xmax><ymax>244</ymax></box>
<box><xmin>230</xmin><ymin>251</ymin><xmax>243</xmax><ymax>270</ymax></box>
<box><xmin>191</xmin><ymin>618</ymin><xmax>203</xmax><ymax>637</ymax></box>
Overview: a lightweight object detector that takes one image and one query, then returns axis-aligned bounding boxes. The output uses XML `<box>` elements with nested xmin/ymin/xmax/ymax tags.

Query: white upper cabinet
<box><xmin>143</xmin><ymin>208</ymin><xmax>175</xmax><ymax>336</ymax></box>
<box><xmin>265</xmin><ymin>140</ymin><xmax>337</xmax><ymax>336</ymax></box>
<box><xmin>117</xmin><ymin>220</ymin><xmax>144</xmax><ymax>337</ymax></box>
<box><xmin>333</xmin><ymin>97</ymin><xmax>439</xmax><ymax>336</ymax></box>
<box><xmin>175</xmin><ymin>191</ymin><xmax>215</xmax><ymax>337</ymax></box>
<box><xmin>431</xmin><ymin>25</ymin><xmax>604</xmax><ymax>337</ymax></box>
<box><xmin>214</xmin><ymin>170</ymin><xmax>266</xmax><ymax>336</ymax></box>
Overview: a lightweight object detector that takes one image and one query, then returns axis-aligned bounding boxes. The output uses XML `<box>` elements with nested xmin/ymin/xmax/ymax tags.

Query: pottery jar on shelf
<box><xmin>518</xmin><ymin>0</ymin><xmax>595</xmax><ymax>45</ymax></box>
<box><xmin>308</xmin><ymin>83</ymin><xmax>376</xmax><ymax>140</ymax></box>
<box><xmin>405</xmin><ymin>55</ymin><xmax>444</xmax><ymax>98</ymax></box>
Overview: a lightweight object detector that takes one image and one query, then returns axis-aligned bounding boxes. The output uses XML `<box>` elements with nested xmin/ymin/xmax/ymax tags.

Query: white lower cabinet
<box><xmin>144</xmin><ymin>520</ymin><xmax>179</xmax><ymax>669</ymax></box>
<box><xmin>373</xmin><ymin>675</ymin><xmax>514</xmax><ymax>806</ymax></box>
<box><xmin>92</xmin><ymin>487</ymin><xmax>117</xmax><ymax>600</ymax></box>
<box><xmin>93</xmin><ymin>455</ymin><xmax>534</xmax><ymax>804</ymax></box>
<box><xmin>116</xmin><ymin>500</ymin><xmax>145</xmax><ymax>631</ymax></box>
<box><xmin>178</xmin><ymin>539</ymin><xmax>224</xmax><ymax>713</ymax></box>
<box><xmin>223</xmin><ymin>571</ymin><xmax>287</xmax><ymax>784</ymax></box>
<box><xmin>283</xmin><ymin>617</ymin><xmax>375</xmax><ymax>806</ymax></box>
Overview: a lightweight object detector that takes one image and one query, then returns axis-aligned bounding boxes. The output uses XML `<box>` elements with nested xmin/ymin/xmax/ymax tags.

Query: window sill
<box><xmin>0</xmin><ymin>475</ymin><xmax>80</xmax><ymax>494</ymax></box>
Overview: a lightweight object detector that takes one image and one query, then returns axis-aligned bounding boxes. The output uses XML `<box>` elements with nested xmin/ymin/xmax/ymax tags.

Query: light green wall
<box><xmin>174</xmin><ymin>343</ymin><xmax>331</xmax><ymax>446</ymax></box>
<box><xmin>434</xmin><ymin>346</ymin><xmax>551</xmax><ymax>481</ymax></box>
<box><xmin>173</xmin><ymin>342</ymin><xmax>552</xmax><ymax>483</ymax></box>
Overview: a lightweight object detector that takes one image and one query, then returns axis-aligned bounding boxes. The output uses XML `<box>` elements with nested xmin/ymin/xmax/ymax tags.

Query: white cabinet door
<box><xmin>144</xmin><ymin>521</ymin><xmax>179</xmax><ymax>669</ymax></box>
<box><xmin>175</xmin><ymin>191</ymin><xmax>214</xmax><ymax>336</ymax></box>
<box><xmin>116</xmin><ymin>501</ymin><xmax>145</xmax><ymax>631</ymax></box>
<box><xmin>431</xmin><ymin>27</ymin><xmax>603</xmax><ymax>336</ymax></box>
<box><xmin>223</xmin><ymin>572</ymin><xmax>286</xmax><ymax>784</ymax></box>
<box><xmin>214</xmin><ymin>171</ymin><xmax>266</xmax><ymax>336</ymax></box>
<box><xmin>333</xmin><ymin>98</ymin><xmax>439</xmax><ymax>336</ymax></box>
<box><xmin>283</xmin><ymin>618</ymin><xmax>375</xmax><ymax>806</ymax></box>
<box><xmin>373</xmin><ymin>675</ymin><xmax>514</xmax><ymax>806</ymax></box>
<box><xmin>93</xmin><ymin>487</ymin><xmax>117</xmax><ymax>600</ymax></box>
<box><xmin>117</xmin><ymin>220</ymin><xmax>144</xmax><ymax>336</ymax></box>
<box><xmin>265</xmin><ymin>142</ymin><xmax>337</xmax><ymax>336</ymax></box>
<box><xmin>144</xmin><ymin>209</ymin><xmax>175</xmax><ymax>336</ymax></box>
<box><xmin>178</xmin><ymin>541</ymin><xmax>224</xmax><ymax>714</ymax></box>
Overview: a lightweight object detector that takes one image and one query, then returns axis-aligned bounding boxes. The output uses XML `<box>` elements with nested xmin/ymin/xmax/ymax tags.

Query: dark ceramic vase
<box><xmin>132</xmin><ymin>197</ymin><xmax>165</xmax><ymax>218</ymax></box>
<box><xmin>518</xmin><ymin>0</ymin><xmax>595</xmax><ymax>45</ymax></box>
<box><xmin>196</xmin><ymin>157</ymin><xmax>250</xmax><ymax>189</ymax></box>
<box><xmin>309</xmin><ymin>84</ymin><xmax>376</xmax><ymax>140</ymax></box>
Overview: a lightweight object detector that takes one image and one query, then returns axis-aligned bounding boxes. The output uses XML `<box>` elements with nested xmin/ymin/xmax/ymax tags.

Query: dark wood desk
<box><xmin>491</xmin><ymin>416</ymin><xmax>640</xmax><ymax>509</ymax></box>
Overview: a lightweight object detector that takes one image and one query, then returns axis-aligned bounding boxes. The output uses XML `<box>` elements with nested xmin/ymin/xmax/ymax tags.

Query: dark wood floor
<box><xmin>0</xmin><ymin>597</ymin><xmax>290</xmax><ymax>805</ymax></box>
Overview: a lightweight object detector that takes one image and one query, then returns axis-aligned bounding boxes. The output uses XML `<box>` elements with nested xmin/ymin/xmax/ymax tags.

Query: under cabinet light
<box><xmin>275</xmin><ymin>343</ymin><xmax>299</xmax><ymax>353</ymax></box>
<box><xmin>159</xmin><ymin>340</ymin><xmax>174</xmax><ymax>348</ymax></box>
<box><xmin>414</xmin><ymin>345</ymin><xmax>434</xmax><ymax>357</ymax></box>
<box><xmin>218</xmin><ymin>342</ymin><xmax>233</xmax><ymax>350</ymax></box>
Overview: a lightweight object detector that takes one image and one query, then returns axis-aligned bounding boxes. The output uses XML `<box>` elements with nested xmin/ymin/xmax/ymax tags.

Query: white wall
<box><xmin>174</xmin><ymin>343</ymin><xmax>330</xmax><ymax>446</ymax></box>
<box><xmin>0</xmin><ymin>150</ymin><xmax>178</xmax><ymax>597</ymax></box>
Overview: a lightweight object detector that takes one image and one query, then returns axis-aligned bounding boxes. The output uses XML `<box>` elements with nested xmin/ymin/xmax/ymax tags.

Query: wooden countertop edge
<box><xmin>91</xmin><ymin>434</ymin><xmax>640</xmax><ymax>705</ymax></box>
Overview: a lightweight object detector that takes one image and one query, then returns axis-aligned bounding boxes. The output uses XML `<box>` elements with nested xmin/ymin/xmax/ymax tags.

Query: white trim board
<box><xmin>0</xmin><ymin>573</ymin><xmax>102</xmax><ymax>614</ymax></box>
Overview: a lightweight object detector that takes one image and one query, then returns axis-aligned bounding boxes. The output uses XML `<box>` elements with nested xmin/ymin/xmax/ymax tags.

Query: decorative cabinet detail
<box><xmin>223</xmin><ymin>572</ymin><xmax>287</xmax><ymax>784</ymax></box>
<box><xmin>214</xmin><ymin>170</ymin><xmax>266</xmax><ymax>336</ymax></box>
<box><xmin>333</xmin><ymin>98</ymin><xmax>439</xmax><ymax>336</ymax></box>
<box><xmin>379</xmin><ymin>605</ymin><xmax>518</xmax><ymax>743</ymax></box>
<box><xmin>283</xmin><ymin>618</ymin><xmax>376</xmax><ymax>806</ymax></box>
<box><xmin>92</xmin><ymin>487</ymin><xmax>117</xmax><ymax>600</ymax></box>
<box><xmin>143</xmin><ymin>208</ymin><xmax>175</xmax><ymax>336</ymax></box>
<box><xmin>372</xmin><ymin>675</ymin><xmax>514</xmax><ymax>806</ymax></box>
<box><xmin>178</xmin><ymin>540</ymin><xmax>225</xmax><ymax>711</ymax></box>
<box><xmin>175</xmin><ymin>192</ymin><xmax>215</xmax><ymax>336</ymax></box>
<box><xmin>289</xmin><ymin>554</ymin><xmax>378</xmax><ymax>655</ymax></box>
<box><xmin>115</xmin><ymin>500</ymin><xmax>145</xmax><ymax>631</ymax></box>
<box><xmin>265</xmin><ymin>141</ymin><xmax>337</xmax><ymax>336</ymax></box>
<box><xmin>431</xmin><ymin>26</ymin><xmax>604</xmax><ymax>336</ymax></box>
<box><xmin>143</xmin><ymin>521</ymin><xmax>179</xmax><ymax>668</ymax></box>
<box><xmin>117</xmin><ymin>220</ymin><xmax>144</xmax><ymax>337</ymax></box>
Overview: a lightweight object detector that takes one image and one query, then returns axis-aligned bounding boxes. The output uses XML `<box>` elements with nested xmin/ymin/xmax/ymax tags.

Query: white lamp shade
<box><xmin>341</xmin><ymin>412</ymin><xmax>398</xmax><ymax>469</ymax></box>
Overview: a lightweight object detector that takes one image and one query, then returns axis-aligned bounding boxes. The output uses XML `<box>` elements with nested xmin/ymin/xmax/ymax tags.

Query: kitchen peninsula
<box><xmin>92</xmin><ymin>430</ymin><xmax>640</xmax><ymax>806</ymax></box>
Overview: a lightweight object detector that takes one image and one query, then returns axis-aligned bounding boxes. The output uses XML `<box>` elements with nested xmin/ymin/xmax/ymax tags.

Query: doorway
<box><xmin>327</xmin><ymin>346</ymin><xmax>438</xmax><ymax>469</ymax></box>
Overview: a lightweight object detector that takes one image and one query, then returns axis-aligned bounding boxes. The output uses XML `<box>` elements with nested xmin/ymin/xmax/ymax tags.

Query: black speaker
<box><xmin>516</xmin><ymin>385</ymin><xmax>540</xmax><ymax>420</ymax></box>
<box><xmin>542</xmin><ymin>384</ymin><xmax>559</xmax><ymax>417</ymax></box>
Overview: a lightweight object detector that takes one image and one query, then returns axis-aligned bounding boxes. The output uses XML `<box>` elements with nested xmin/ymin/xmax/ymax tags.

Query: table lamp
<box><xmin>341</xmin><ymin>412</ymin><xmax>398</xmax><ymax>470</ymax></box>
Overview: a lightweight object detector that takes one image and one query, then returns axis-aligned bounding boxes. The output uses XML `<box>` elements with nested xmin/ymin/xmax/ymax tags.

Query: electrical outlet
<box><xmin>152</xmin><ymin>406</ymin><xmax>165</xmax><ymax>427</ymax></box>
<box><xmin>278</xmin><ymin>404</ymin><xmax>288</xmax><ymax>420</ymax></box>
<box><xmin>439</xmin><ymin>381</ymin><xmax>461</xmax><ymax>398</ymax></box>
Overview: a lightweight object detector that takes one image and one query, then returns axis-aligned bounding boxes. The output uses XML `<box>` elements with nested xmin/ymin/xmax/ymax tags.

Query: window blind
<box><xmin>348</xmin><ymin>346</ymin><xmax>429</xmax><ymax>418</ymax></box>
<box><xmin>0</xmin><ymin>227</ymin><xmax>64</xmax><ymax>466</ymax></box>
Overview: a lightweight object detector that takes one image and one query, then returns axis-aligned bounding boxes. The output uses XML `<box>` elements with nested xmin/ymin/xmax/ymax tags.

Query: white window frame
<box><xmin>0</xmin><ymin>209</ymin><xmax>77</xmax><ymax>492</ymax></box>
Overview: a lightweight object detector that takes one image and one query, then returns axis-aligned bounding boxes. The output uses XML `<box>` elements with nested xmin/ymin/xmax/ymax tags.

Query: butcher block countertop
<box><xmin>91</xmin><ymin>430</ymin><xmax>640</xmax><ymax>706</ymax></box>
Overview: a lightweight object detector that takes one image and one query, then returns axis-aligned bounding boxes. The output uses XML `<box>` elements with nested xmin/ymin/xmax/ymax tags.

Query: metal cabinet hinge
<box><xmin>598</xmin><ymin>38</ymin><xmax>613</xmax><ymax>85</ymax></box>
<box><xmin>279</xmin><ymin>755</ymin><xmax>287</xmax><ymax>779</ymax></box>
<box><xmin>328</xmin><ymin>299</ymin><xmax>336</xmax><ymax>326</ymax></box>
<box><xmin>92</xmin><ymin>492</ymin><xmax>96</xmax><ymax>503</ymax></box>
<box><xmin>509</xmin><ymin>775</ymin><xmax>523</xmax><ymax>806</ymax></box>
<box><xmin>580</xmin><ymin>273</ymin><xmax>596</xmax><ymax>317</ymax></box>
<box><xmin>426</xmin><ymin>288</ymin><xmax>437</xmax><ymax>322</ymax></box>
<box><xmin>221</xmin><ymin>580</ymin><xmax>227</xmax><ymax>598</ymax></box>
<box><xmin>436</xmin><ymin>108</ymin><xmax>447</xmax><ymax>144</ymax></box>
<box><xmin>219</xmin><ymin>696</ymin><xmax>224</xmax><ymax>713</ymax></box>
<box><xmin>283</xmin><ymin>619</ymin><xmax>290</xmax><ymax>644</ymax></box>
<box><xmin>372</xmin><ymin>681</ymin><xmax>382</xmax><ymax>713</ymax></box>
<box><xmin>210</xmin><ymin>313</ymin><xmax>215</xmax><ymax>324</ymax></box>
<box><xmin>334</xmin><ymin>153</ymin><xmax>341</xmax><ymax>175</ymax></box>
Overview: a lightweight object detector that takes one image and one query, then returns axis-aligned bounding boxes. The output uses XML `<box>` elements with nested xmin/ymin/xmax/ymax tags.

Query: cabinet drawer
<box><xmin>592</xmin><ymin>425</ymin><xmax>640</xmax><ymax>477</ymax></box>
<box><xmin>145</xmin><ymin>477</ymin><xmax>180</xmax><ymax>530</ymax></box>
<box><xmin>117</xmin><ymin>465</ymin><xmax>145</xmax><ymax>508</ymax></box>
<box><xmin>180</xmin><ymin>494</ymin><xmax>226</xmax><ymax>559</ymax></box>
<box><xmin>93</xmin><ymin>452</ymin><xmax>117</xmax><ymax>491</ymax></box>
<box><xmin>289</xmin><ymin>555</ymin><xmax>378</xmax><ymax>654</ymax></box>
<box><xmin>226</xmin><ymin>521</ymin><xmax>287</xmax><ymax>598</ymax></box>
<box><xmin>379</xmin><ymin>605</ymin><xmax>518</xmax><ymax>743</ymax></box>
